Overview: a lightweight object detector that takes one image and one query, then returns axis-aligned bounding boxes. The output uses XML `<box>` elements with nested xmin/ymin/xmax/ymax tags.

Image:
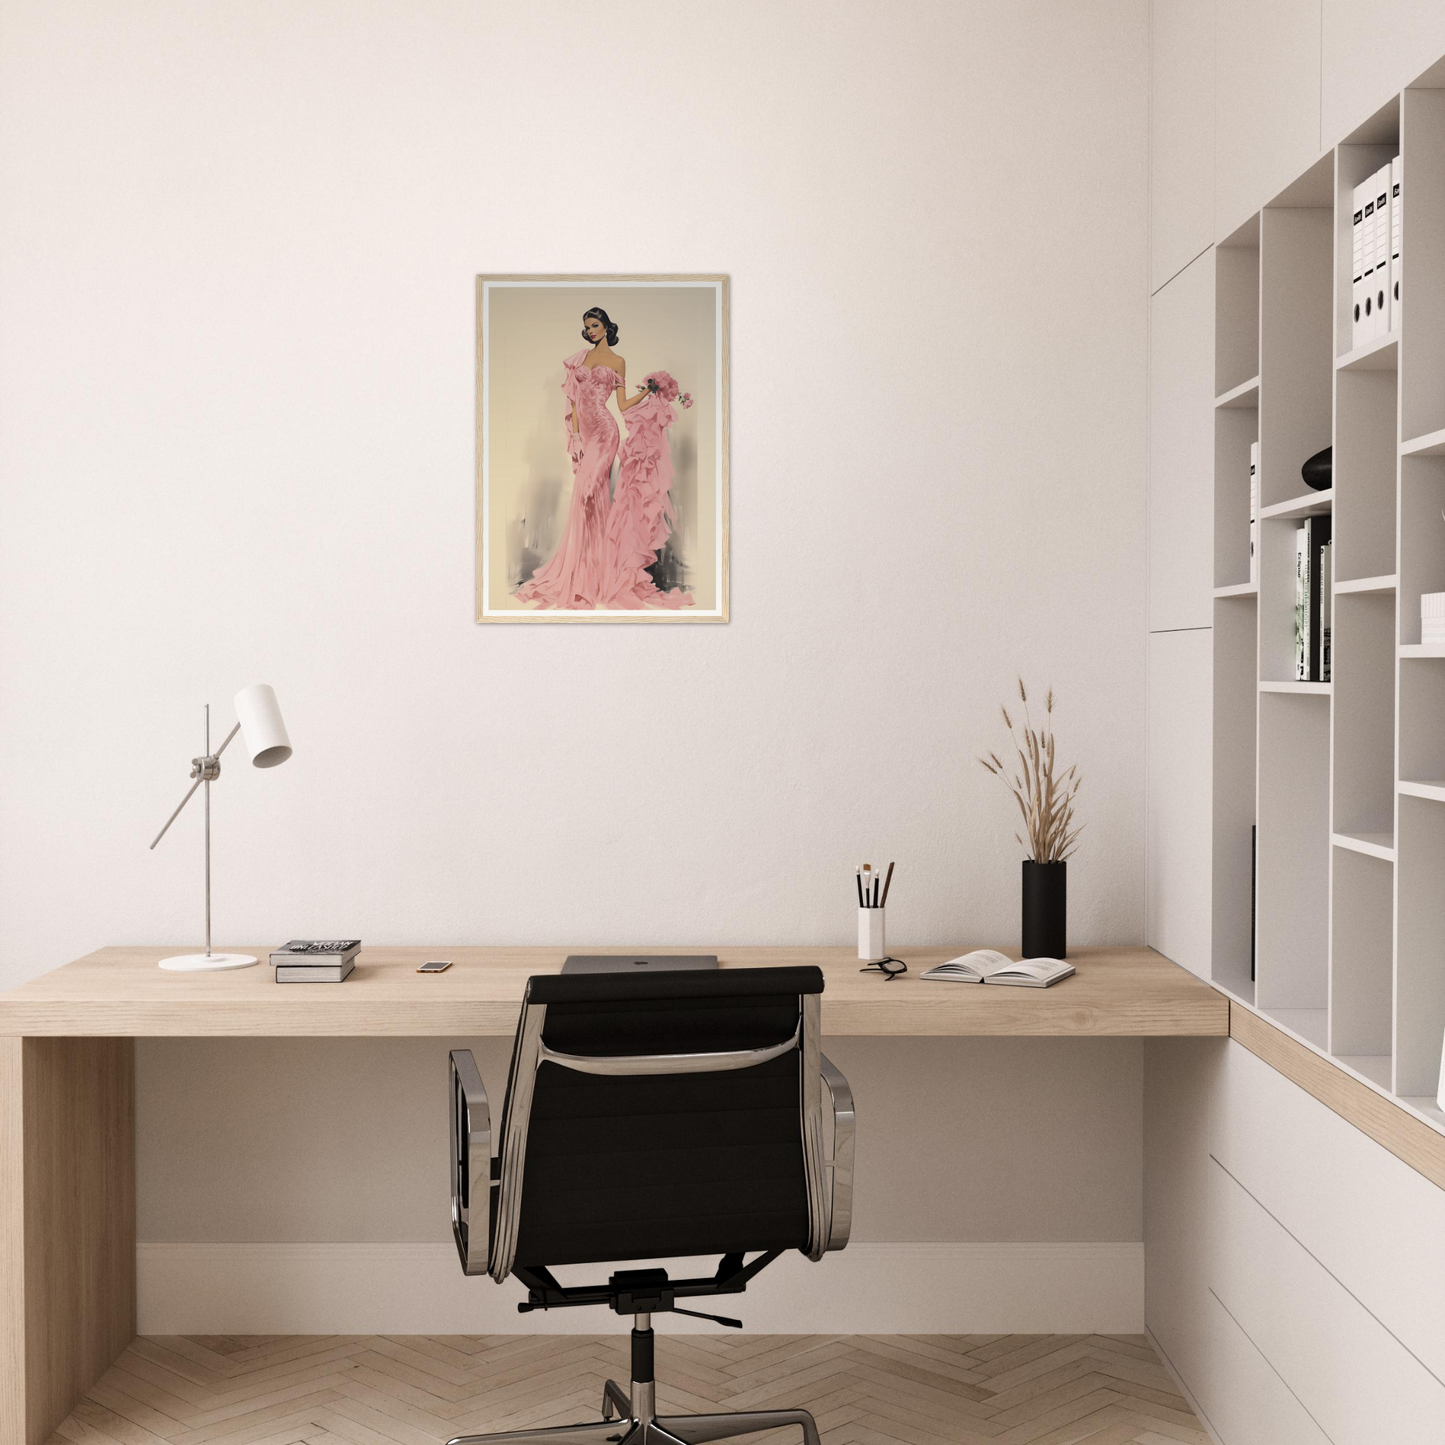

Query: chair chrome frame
<box><xmin>445</xmin><ymin>981</ymin><xmax>853</xmax><ymax>1445</ymax></box>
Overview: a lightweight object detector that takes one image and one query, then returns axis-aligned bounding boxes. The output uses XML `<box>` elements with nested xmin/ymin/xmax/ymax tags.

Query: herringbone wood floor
<box><xmin>49</xmin><ymin>1334</ymin><xmax>1209</xmax><ymax>1445</ymax></box>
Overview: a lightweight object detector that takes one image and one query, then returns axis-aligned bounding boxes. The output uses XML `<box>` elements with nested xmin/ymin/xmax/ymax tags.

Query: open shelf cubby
<box><xmin>1208</xmin><ymin>69</ymin><xmax>1445</xmax><ymax>1127</ymax></box>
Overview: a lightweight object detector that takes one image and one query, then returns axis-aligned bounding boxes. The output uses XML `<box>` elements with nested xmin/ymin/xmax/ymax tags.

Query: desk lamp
<box><xmin>149</xmin><ymin>684</ymin><xmax>293</xmax><ymax>971</ymax></box>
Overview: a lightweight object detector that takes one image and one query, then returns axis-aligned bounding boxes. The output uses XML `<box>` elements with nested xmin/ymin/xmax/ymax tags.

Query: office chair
<box><xmin>446</xmin><ymin>966</ymin><xmax>855</xmax><ymax>1445</ymax></box>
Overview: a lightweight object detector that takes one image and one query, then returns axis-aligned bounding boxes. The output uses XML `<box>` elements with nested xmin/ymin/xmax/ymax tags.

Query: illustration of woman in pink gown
<box><xmin>514</xmin><ymin>307</ymin><xmax>693</xmax><ymax>611</ymax></box>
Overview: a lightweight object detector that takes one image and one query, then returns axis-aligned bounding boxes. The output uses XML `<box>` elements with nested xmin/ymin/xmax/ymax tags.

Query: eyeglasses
<box><xmin>859</xmin><ymin>956</ymin><xmax>908</xmax><ymax>981</ymax></box>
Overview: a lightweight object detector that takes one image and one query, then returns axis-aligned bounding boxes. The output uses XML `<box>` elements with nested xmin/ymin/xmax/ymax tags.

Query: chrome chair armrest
<box><xmin>819</xmin><ymin>1052</ymin><xmax>854</xmax><ymax>1251</ymax></box>
<box><xmin>450</xmin><ymin>1049</ymin><xmax>492</xmax><ymax>1276</ymax></box>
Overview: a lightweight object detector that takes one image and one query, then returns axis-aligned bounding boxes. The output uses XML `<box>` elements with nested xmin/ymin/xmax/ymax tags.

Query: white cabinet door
<box><xmin>1147</xmin><ymin>629</ymin><xmax>1213</xmax><ymax>978</ymax></box>
<box><xmin>1151</xmin><ymin>0</ymin><xmax>1215</xmax><ymax>292</ymax></box>
<box><xmin>1211</xmin><ymin>1156</ymin><xmax>1445</xmax><ymax>1444</ymax></box>
<box><xmin>1215</xmin><ymin>0</ymin><xmax>1323</xmax><ymax>237</ymax></box>
<box><xmin>1149</xmin><ymin>251</ymin><xmax>1215</xmax><ymax>632</ymax></box>
<box><xmin>1214</xmin><ymin>1039</ymin><xmax>1445</xmax><ymax>1384</ymax></box>
<box><xmin>1322</xmin><ymin>0</ymin><xmax>1445</xmax><ymax>145</ymax></box>
<box><xmin>1198</xmin><ymin>1290</ymin><xmax>1332</xmax><ymax>1445</ymax></box>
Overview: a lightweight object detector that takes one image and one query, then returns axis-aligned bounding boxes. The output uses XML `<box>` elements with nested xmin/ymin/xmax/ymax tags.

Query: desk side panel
<box><xmin>19</xmin><ymin>1039</ymin><xmax>135</xmax><ymax>1445</ymax></box>
<box><xmin>1</xmin><ymin>1040</ymin><xmax>23</xmax><ymax>1445</ymax></box>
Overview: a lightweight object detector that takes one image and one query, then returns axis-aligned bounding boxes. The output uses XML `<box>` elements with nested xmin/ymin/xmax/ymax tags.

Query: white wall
<box><xmin>0</xmin><ymin>0</ymin><xmax>1152</xmax><ymax>1322</ymax></box>
<box><xmin>0</xmin><ymin>0</ymin><xmax>1149</xmax><ymax>980</ymax></box>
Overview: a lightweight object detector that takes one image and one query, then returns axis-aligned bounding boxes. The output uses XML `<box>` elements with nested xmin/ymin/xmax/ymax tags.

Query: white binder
<box><xmin>1372</xmin><ymin>165</ymin><xmax>1391</xmax><ymax>341</ymax></box>
<box><xmin>1362</xmin><ymin>171</ymin><xmax>1380</xmax><ymax>342</ymax></box>
<box><xmin>1249</xmin><ymin>441</ymin><xmax>1259</xmax><ymax>587</ymax></box>
<box><xmin>1391</xmin><ymin>155</ymin><xmax>1402</xmax><ymax>333</ymax></box>
<box><xmin>1351</xmin><ymin>178</ymin><xmax>1369</xmax><ymax>349</ymax></box>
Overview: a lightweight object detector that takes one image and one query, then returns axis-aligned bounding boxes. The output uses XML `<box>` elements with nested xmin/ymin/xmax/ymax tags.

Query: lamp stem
<box><xmin>204</xmin><ymin>705</ymin><xmax>212</xmax><ymax>958</ymax></box>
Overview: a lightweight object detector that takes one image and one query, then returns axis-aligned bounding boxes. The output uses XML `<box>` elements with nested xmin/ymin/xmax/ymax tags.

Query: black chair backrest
<box><xmin>499</xmin><ymin>966</ymin><xmax>824</xmax><ymax>1270</ymax></box>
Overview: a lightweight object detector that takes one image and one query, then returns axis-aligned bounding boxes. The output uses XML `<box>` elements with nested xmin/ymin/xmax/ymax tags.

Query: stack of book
<box><xmin>270</xmin><ymin>939</ymin><xmax>361</xmax><ymax>983</ymax></box>
<box><xmin>1294</xmin><ymin>518</ymin><xmax>1332</xmax><ymax>682</ymax></box>
<box><xmin>1352</xmin><ymin>157</ymin><xmax>1401</xmax><ymax>347</ymax></box>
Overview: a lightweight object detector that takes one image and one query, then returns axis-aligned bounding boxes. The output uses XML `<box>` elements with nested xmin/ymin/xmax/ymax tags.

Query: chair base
<box><xmin>446</xmin><ymin>1380</ymin><xmax>821</xmax><ymax>1445</ymax></box>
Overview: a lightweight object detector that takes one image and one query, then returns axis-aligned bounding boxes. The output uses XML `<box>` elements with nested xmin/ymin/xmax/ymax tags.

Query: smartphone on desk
<box><xmin>417</xmin><ymin>959</ymin><xmax>452</xmax><ymax>973</ymax></box>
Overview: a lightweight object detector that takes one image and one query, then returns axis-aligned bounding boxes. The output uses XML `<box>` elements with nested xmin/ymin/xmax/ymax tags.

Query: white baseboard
<box><xmin>137</xmin><ymin>1241</ymin><xmax>1143</xmax><ymax>1335</ymax></box>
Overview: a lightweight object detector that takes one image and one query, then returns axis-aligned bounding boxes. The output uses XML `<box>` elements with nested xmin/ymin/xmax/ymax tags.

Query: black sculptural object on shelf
<box><xmin>1302</xmin><ymin>445</ymin><xmax>1332</xmax><ymax>491</ymax></box>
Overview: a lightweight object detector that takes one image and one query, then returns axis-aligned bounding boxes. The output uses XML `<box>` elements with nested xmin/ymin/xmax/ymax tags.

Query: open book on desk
<box><xmin>920</xmin><ymin>950</ymin><xmax>1075</xmax><ymax>988</ymax></box>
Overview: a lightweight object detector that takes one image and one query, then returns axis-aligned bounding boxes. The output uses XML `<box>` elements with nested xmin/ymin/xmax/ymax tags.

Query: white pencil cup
<box><xmin>858</xmin><ymin>908</ymin><xmax>886</xmax><ymax>962</ymax></box>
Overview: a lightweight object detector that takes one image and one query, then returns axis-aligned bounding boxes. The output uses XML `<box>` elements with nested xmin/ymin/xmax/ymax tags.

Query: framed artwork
<box><xmin>476</xmin><ymin>274</ymin><xmax>729</xmax><ymax>623</ymax></box>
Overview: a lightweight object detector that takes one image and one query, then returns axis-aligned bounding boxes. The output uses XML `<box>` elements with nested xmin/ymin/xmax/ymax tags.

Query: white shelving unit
<box><xmin>1212</xmin><ymin>78</ymin><xmax>1445</xmax><ymax>1133</ymax></box>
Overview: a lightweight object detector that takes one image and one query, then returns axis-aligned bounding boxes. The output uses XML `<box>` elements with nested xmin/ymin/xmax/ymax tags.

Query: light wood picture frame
<box><xmin>475</xmin><ymin>274</ymin><xmax>729</xmax><ymax>623</ymax></box>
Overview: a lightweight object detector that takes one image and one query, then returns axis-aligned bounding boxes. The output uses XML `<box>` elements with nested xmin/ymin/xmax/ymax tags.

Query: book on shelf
<box><xmin>1320</xmin><ymin>538</ymin><xmax>1332</xmax><ymax>682</ymax></box>
<box><xmin>1295</xmin><ymin>526</ymin><xmax>1308</xmax><ymax>679</ymax></box>
<box><xmin>1249</xmin><ymin>441</ymin><xmax>1259</xmax><ymax>584</ymax></box>
<box><xmin>270</xmin><ymin>939</ymin><xmax>362</xmax><ymax>966</ymax></box>
<box><xmin>1293</xmin><ymin>518</ymin><xmax>1332</xmax><ymax>681</ymax></box>
<box><xmin>920</xmin><ymin>950</ymin><xmax>1074</xmax><ymax>988</ymax></box>
<box><xmin>276</xmin><ymin>958</ymin><xmax>355</xmax><ymax>984</ymax></box>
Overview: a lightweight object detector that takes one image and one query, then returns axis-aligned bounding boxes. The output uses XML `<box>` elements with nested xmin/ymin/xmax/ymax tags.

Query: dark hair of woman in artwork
<box><xmin>581</xmin><ymin>307</ymin><xmax>619</xmax><ymax>346</ymax></box>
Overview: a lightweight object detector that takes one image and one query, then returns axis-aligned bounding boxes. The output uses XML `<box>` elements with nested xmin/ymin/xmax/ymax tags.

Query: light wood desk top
<box><xmin>0</xmin><ymin>944</ymin><xmax>1227</xmax><ymax>1037</ymax></box>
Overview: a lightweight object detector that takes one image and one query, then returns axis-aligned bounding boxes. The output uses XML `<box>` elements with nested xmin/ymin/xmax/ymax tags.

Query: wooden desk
<box><xmin>0</xmin><ymin>944</ymin><xmax>1223</xmax><ymax>1445</ymax></box>
<box><xmin>0</xmin><ymin>943</ymin><xmax>1225</xmax><ymax>1038</ymax></box>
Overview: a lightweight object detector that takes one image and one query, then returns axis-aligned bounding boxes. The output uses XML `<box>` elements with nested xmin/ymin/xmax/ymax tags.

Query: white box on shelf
<box><xmin>1421</xmin><ymin>594</ymin><xmax>1445</xmax><ymax>641</ymax></box>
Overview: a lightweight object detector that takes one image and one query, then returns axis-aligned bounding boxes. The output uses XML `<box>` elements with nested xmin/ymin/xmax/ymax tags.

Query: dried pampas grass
<box><xmin>979</xmin><ymin>678</ymin><xmax>1083</xmax><ymax>863</ymax></box>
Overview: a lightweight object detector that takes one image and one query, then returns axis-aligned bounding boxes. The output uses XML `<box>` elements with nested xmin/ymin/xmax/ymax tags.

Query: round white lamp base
<box><xmin>158</xmin><ymin>952</ymin><xmax>258</xmax><ymax>972</ymax></box>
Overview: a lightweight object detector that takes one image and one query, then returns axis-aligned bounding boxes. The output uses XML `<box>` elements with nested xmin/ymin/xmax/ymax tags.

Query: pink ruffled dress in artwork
<box><xmin>513</xmin><ymin>352</ymin><xmax>621</xmax><ymax>609</ymax></box>
<box><xmin>514</xmin><ymin>350</ymin><xmax>695</xmax><ymax>611</ymax></box>
<box><xmin>599</xmin><ymin>389</ymin><xmax>694</xmax><ymax>610</ymax></box>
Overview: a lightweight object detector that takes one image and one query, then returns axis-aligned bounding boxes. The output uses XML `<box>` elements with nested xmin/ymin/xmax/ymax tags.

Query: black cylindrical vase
<box><xmin>1022</xmin><ymin>860</ymin><xmax>1067</xmax><ymax>958</ymax></box>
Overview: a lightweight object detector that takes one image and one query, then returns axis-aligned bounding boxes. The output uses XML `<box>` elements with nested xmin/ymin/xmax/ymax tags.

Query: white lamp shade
<box><xmin>233</xmin><ymin>684</ymin><xmax>292</xmax><ymax>768</ymax></box>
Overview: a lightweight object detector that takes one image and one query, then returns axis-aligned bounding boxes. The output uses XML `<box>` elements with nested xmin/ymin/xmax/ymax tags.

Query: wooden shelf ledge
<box><xmin>1231</xmin><ymin>1003</ymin><xmax>1445</xmax><ymax>1191</ymax></box>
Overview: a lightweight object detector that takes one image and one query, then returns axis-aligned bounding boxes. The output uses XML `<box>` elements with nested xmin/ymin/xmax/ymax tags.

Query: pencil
<box><xmin>880</xmin><ymin>860</ymin><xmax>895</xmax><ymax>908</ymax></box>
